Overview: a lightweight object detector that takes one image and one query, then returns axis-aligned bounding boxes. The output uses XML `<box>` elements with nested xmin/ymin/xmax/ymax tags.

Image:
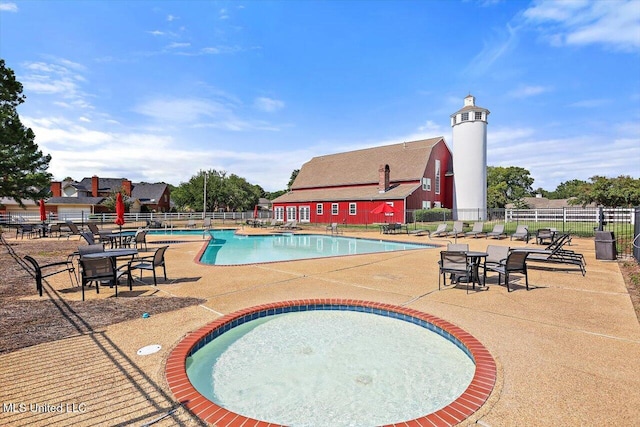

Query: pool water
<box><xmin>196</xmin><ymin>229</ymin><xmax>430</xmax><ymax>265</ymax></box>
<box><xmin>186</xmin><ymin>310</ymin><xmax>475</xmax><ymax>426</ymax></box>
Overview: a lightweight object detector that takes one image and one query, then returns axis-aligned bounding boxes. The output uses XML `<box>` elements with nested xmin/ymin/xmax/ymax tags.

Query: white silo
<box><xmin>451</xmin><ymin>95</ymin><xmax>489</xmax><ymax>220</ymax></box>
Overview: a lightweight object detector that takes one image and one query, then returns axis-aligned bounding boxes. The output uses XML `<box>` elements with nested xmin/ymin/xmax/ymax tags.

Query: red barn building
<box><xmin>272</xmin><ymin>137</ymin><xmax>453</xmax><ymax>225</ymax></box>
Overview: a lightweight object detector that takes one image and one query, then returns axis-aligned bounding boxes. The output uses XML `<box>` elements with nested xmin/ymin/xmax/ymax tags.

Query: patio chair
<box><xmin>326</xmin><ymin>223</ymin><xmax>343</xmax><ymax>235</ymax></box>
<box><xmin>186</xmin><ymin>219</ymin><xmax>197</xmax><ymax>228</ymax></box>
<box><xmin>79</xmin><ymin>256</ymin><xmax>130</xmax><ymax>301</ymax></box>
<box><xmin>16</xmin><ymin>224</ymin><xmax>40</xmax><ymax>239</ymax></box>
<box><xmin>535</xmin><ymin>228</ymin><xmax>556</xmax><ymax>245</ymax></box>
<box><xmin>447</xmin><ymin>221</ymin><xmax>465</xmax><ymax>238</ymax></box>
<box><xmin>131</xmin><ymin>228</ymin><xmax>148</xmax><ymax>251</ymax></box>
<box><xmin>48</xmin><ymin>223</ymin><xmax>61</xmax><ymax>238</ymax></box>
<box><xmin>510</xmin><ymin>225</ymin><xmax>530</xmax><ymax>243</ymax></box>
<box><xmin>485</xmin><ymin>250</ymin><xmax>529</xmax><ymax>292</ymax></box>
<box><xmin>447</xmin><ymin>243</ymin><xmax>469</xmax><ymax>252</ymax></box>
<box><xmin>23</xmin><ymin>255</ymin><xmax>77</xmax><ymax>297</ymax></box>
<box><xmin>128</xmin><ymin>245</ymin><xmax>169</xmax><ymax>286</ymax></box>
<box><xmin>146</xmin><ymin>219</ymin><xmax>163</xmax><ymax>228</ymax></box>
<box><xmin>482</xmin><ymin>245</ymin><xmax>510</xmax><ymax>286</ymax></box>
<box><xmin>438</xmin><ymin>251</ymin><xmax>474</xmax><ymax>293</ymax></box>
<box><xmin>203</xmin><ymin>218</ymin><xmax>212</xmax><ymax>229</ymax></box>
<box><xmin>465</xmin><ymin>222</ymin><xmax>485</xmax><ymax>238</ymax></box>
<box><xmin>486</xmin><ymin>224</ymin><xmax>506</xmax><ymax>239</ymax></box>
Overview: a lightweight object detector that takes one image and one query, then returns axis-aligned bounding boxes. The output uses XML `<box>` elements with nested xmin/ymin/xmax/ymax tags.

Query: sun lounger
<box><xmin>447</xmin><ymin>221</ymin><xmax>465</xmax><ymax>237</ymax></box>
<box><xmin>430</xmin><ymin>223</ymin><xmax>449</xmax><ymax>237</ymax></box>
<box><xmin>486</xmin><ymin>224</ymin><xmax>506</xmax><ymax>239</ymax></box>
<box><xmin>465</xmin><ymin>222</ymin><xmax>485</xmax><ymax>238</ymax></box>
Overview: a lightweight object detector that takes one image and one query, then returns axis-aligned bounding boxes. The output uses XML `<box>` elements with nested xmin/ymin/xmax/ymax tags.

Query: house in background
<box><xmin>271</xmin><ymin>138</ymin><xmax>453</xmax><ymax>225</ymax></box>
<box><xmin>46</xmin><ymin>176</ymin><xmax>171</xmax><ymax>219</ymax></box>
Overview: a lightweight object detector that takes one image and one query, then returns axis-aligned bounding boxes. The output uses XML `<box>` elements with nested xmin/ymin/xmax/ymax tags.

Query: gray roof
<box><xmin>131</xmin><ymin>182</ymin><xmax>167</xmax><ymax>202</ymax></box>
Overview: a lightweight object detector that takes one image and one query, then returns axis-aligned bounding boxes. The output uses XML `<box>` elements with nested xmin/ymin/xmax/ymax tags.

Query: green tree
<box><xmin>572</xmin><ymin>175</ymin><xmax>640</xmax><ymax>207</ymax></box>
<box><xmin>287</xmin><ymin>169</ymin><xmax>299</xmax><ymax>190</ymax></box>
<box><xmin>101</xmin><ymin>187</ymin><xmax>132</xmax><ymax>211</ymax></box>
<box><xmin>487</xmin><ymin>166</ymin><xmax>534</xmax><ymax>208</ymax></box>
<box><xmin>0</xmin><ymin>59</ymin><xmax>52</xmax><ymax>206</ymax></box>
<box><xmin>547</xmin><ymin>179</ymin><xmax>589</xmax><ymax>199</ymax></box>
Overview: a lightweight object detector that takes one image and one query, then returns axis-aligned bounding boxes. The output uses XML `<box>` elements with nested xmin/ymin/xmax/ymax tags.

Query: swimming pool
<box><xmin>195</xmin><ymin>229</ymin><xmax>431</xmax><ymax>265</ymax></box>
<box><xmin>166</xmin><ymin>300</ymin><xmax>496</xmax><ymax>426</ymax></box>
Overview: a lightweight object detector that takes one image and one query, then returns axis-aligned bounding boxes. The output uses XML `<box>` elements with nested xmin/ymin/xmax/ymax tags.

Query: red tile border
<box><xmin>166</xmin><ymin>299</ymin><xmax>496</xmax><ymax>426</ymax></box>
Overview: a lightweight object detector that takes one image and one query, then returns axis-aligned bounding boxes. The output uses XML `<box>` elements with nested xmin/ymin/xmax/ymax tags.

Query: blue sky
<box><xmin>1</xmin><ymin>0</ymin><xmax>639</xmax><ymax>192</ymax></box>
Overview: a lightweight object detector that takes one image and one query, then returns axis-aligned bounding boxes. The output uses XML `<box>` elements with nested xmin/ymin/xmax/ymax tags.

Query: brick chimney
<box><xmin>122</xmin><ymin>179</ymin><xmax>132</xmax><ymax>197</ymax></box>
<box><xmin>50</xmin><ymin>181</ymin><xmax>62</xmax><ymax>197</ymax></box>
<box><xmin>378</xmin><ymin>164</ymin><xmax>390</xmax><ymax>193</ymax></box>
<box><xmin>92</xmin><ymin>175</ymin><xmax>99</xmax><ymax>197</ymax></box>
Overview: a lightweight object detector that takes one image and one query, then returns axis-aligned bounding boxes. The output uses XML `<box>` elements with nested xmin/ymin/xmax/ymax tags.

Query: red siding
<box><xmin>273</xmin><ymin>200</ymin><xmax>406</xmax><ymax>225</ymax></box>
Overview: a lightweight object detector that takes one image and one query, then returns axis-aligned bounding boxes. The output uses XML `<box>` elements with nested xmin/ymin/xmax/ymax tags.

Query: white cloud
<box><xmin>523</xmin><ymin>0</ymin><xmax>640</xmax><ymax>52</ymax></box>
<box><xmin>167</xmin><ymin>42</ymin><xmax>191</xmax><ymax>49</ymax></box>
<box><xmin>0</xmin><ymin>2</ymin><xmax>18</xmax><ymax>12</ymax></box>
<box><xmin>466</xmin><ymin>24</ymin><xmax>519</xmax><ymax>75</ymax></box>
<box><xmin>254</xmin><ymin>97</ymin><xmax>285</xmax><ymax>113</ymax></box>
<box><xmin>507</xmin><ymin>85</ymin><xmax>553</xmax><ymax>98</ymax></box>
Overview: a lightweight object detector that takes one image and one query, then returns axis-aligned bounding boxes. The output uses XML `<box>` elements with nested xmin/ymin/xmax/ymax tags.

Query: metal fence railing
<box><xmin>2</xmin><ymin>207</ymin><xmax>639</xmax><ymax>260</ymax></box>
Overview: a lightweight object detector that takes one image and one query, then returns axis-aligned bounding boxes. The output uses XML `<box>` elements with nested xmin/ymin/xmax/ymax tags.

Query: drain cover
<box><xmin>137</xmin><ymin>344</ymin><xmax>162</xmax><ymax>356</ymax></box>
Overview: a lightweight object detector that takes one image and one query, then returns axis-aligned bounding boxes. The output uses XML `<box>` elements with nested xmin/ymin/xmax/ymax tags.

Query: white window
<box><xmin>349</xmin><ymin>203</ymin><xmax>356</xmax><ymax>215</ymax></box>
<box><xmin>422</xmin><ymin>201</ymin><xmax>431</xmax><ymax>209</ymax></box>
<box><xmin>286</xmin><ymin>206</ymin><xmax>297</xmax><ymax>221</ymax></box>
<box><xmin>332</xmin><ymin>203</ymin><xmax>339</xmax><ymax>215</ymax></box>
<box><xmin>316</xmin><ymin>203</ymin><xmax>323</xmax><ymax>215</ymax></box>
<box><xmin>475</xmin><ymin>111</ymin><xmax>482</xmax><ymax>120</ymax></box>
<box><xmin>461</xmin><ymin>112</ymin><xmax>469</xmax><ymax>121</ymax></box>
<box><xmin>275</xmin><ymin>207</ymin><xmax>284</xmax><ymax>221</ymax></box>
<box><xmin>422</xmin><ymin>177</ymin><xmax>431</xmax><ymax>191</ymax></box>
<box><xmin>299</xmin><ymin>206</ymin><xmax>310</xmax><ymax>223</ymax></box>
<box><xmin>435</xmin><ymin>160</ymin><xmax>441</xmax><ymax>195</ymax></box>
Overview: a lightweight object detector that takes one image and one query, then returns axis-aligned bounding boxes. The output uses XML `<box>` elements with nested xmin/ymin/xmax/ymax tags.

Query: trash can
<box><xmin>594</xmin><ymin>231</ymin><xmax>617</xmax><ymax>260</ymax></box>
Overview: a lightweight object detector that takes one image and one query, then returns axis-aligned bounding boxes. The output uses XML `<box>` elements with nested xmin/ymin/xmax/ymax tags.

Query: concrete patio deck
<box><xmin>1</xmin><ymin>227</ymin><xmax>639</xmax><ymax>426</ymax></box>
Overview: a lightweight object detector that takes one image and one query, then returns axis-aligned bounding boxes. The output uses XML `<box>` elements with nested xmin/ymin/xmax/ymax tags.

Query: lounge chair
<box><xmin>465</xmin><ymin>222</ymin><xmax>485</xmax><ymax>238</ymax></box>
<box><xmin>146</xmin><ymin>219</ymin><xmax>163</xmax><ymax>228</ymax></box>
<box><xmin>482</xmin><ymin>245</ymin><xmax>510</xmax><ymax>286</ymax></box>
<box><xmin>60</xmin><ymin>221</ymin><xmax>82</xmax><ymax>240</ymax></box>
<box><xmin>430</xmin><ymin>223</ymin><xmax>449</xmax><ymax>237</ymax></box>
<box><xmin>80</xmin><ymin>231</ymin><xmax>96</xmax><ymax>245</ymax></box>
<box><xmin>186</xmin><ymin>219</ymin><xmax>197</xmax><ymax>228</ymax></box>
<box><xmin>203</xmin><ymin>218</ymin><xmax>212</xmax><ymax>229</ymax></box>
<box><xmin>486</xmin><ymin>224</ymin><xmax>506</xmax><ymax>239</ymax></box>
<box><xmin>280</xmin><ymin>220</ymin><xmax>299</xmax><ymax>230</ymax></box>
<box><xmin>447</xmin><ymin>221</ymin><xmax>465</xmax><ymax>237</ymax></box>
<box><xmin>438</xmin><ymin>251</ymin><xmax>474</xmax><ymax>293</ymax></box>
<box><xmin>23</xmin><ymin>255</ymin><xmax>77</xmax><ymax>297</ymax></box>
<box><xmin>485</xmin><ymin>250</ymin><xmax>530</xmax><ymax>292</ymax></box>
<box><xmin>525</xmin><ymin>234</ymin><xmax>586</xmax><ymax>275</ymax></box>
<box><xmin>510</xmin><ymin>225</ymin><xmax>530</xmax><ymax>243</ymax></box>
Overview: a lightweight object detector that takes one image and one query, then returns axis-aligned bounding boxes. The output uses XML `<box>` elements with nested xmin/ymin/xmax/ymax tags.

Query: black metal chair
<box><xmin>438</xmin><ymin>251</ymin><xmax>474</xmax><ymax>293</ymax></box>
<box><xmin>128</xmin><ymin>245</ymin><xmax>169</xmax><ymax>286</ymax></box>
<box><xmin>23</xmin><ymin>255</ymin><xmax>77</xmax><ymax>297</ymax></box>
<box><xmin>485</xmin><ymin>250</ymin><xmax>529</xmax><ymax>292</ymax></box>
<box><xmin>78</xmin><ymin>256</ymin><xmax>131</xmax><ymax>301</ymax></box>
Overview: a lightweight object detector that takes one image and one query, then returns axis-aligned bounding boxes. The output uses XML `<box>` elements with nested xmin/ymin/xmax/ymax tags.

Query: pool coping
<box><xmin>165</xmin><ymin>299</ymin><xmax>496</xmax><ymax>427</ymax></box>
<box><xmin>193</xmin><ymin>230</ymin><xmax>438</xmax><ymax>266</ymax></box>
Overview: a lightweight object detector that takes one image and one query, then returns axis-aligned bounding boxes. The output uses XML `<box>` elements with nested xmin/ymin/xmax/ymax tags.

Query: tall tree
<box><xmin>572</xmin><ymin>175</ymin><xmax>640</xmax><ymax>207</ymax></box>
<box><xmin>0</xmin><ymin>59</ymin><xmax>52</xmax><ymax>206</ymax></box>
<box><xmin>487</xmin><ymin>166</ymin><xmax>534</xmax><ymax>208</ymax></box>
<box><xmin>547</xmin><ymin>179</ymin><xmax>589</xmax><ymax>199</ymax></box>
